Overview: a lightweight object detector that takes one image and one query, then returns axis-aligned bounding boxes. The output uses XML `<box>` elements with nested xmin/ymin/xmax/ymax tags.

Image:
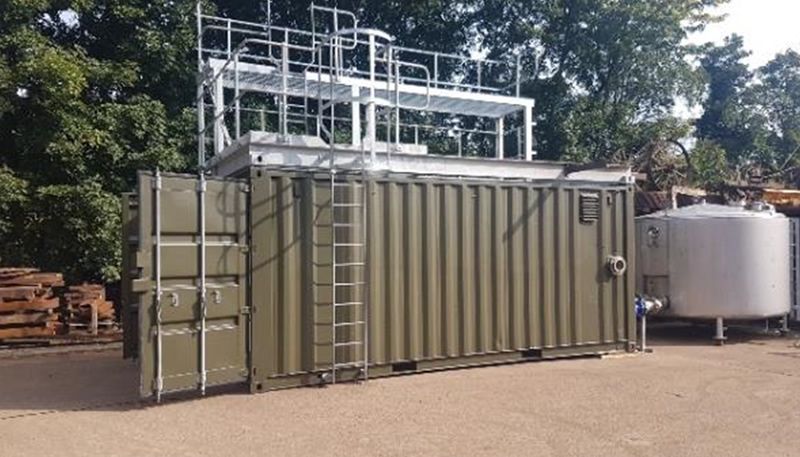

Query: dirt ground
<box><xmin>1</xmin><ymin>325</ymin><xmax>799</xmax><ymax>457</ymax></box>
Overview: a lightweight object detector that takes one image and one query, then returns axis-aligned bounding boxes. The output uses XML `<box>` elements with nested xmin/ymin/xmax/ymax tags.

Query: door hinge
<box><xmin>240</xmin><ymin>183</ymin><xmax>251</xmax><ymax>193</ymax></box>
<box><xmin>240</xmin><ymin>305</ymin><xmax>252</xmax><ymax>315</ymax></box>
<box><xmin>239</xmin><ymin>245</ymin><xmax>250</xmax><ymax>254</ymax></box>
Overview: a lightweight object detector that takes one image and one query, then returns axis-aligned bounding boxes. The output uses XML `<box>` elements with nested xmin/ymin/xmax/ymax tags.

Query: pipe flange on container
<box><xmin>607</xmin><ymin>255</ymin><xmax>627</xmax><ymax>276</ymax></box>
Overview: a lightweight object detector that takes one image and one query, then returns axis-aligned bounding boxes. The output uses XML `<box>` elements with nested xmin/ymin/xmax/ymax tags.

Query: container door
<box><xmin>130</xmin><ymin>172</ymin><xmax>249</xmax><ymax>399</ymax></box>
<box><xmin>121</xmin><ymin>192</ymin><xmax>139</xmax><ymax>359</ymax></box>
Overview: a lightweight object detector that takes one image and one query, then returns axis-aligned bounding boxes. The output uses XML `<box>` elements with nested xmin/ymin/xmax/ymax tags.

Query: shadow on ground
<box><xmin>0</xmin><ymin>348</ymin><xmax>249</xmax><ymax>418</ymax></box>
<box><xmin>645</xmin><ymin>320</ymin><xmax>800</xmax><ymax>348</ymax></box>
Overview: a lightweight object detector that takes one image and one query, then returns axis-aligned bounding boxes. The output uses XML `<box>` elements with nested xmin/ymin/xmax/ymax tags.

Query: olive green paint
<box><xmin>124</xmin><ymin>169</ymin><xmax>635</xmax><ymax>398</ymax></box>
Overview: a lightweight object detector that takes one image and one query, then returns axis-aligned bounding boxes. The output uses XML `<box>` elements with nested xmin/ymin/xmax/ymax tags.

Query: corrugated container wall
<box><xmin>248</xmin><ymin>169</ymin><xmax>635</xmax><ymax>391</ymax></box>
<box><xmin>122</xmin><ymin>170</ymin><xmax>635</xmax><ymax>396</ymax></box>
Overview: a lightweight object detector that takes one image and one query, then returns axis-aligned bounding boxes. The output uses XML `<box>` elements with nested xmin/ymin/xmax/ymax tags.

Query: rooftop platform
<box><xmin>208</xmin><ymin>132</ymin><xmax>633</xmax><ymax>185</ymax></box>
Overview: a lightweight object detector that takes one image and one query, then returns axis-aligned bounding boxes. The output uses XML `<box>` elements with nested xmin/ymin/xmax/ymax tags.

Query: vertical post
<box><xmin>366</xmin><ymin>34</ymin><xmax>377</xmax><ymax>163</ymax></box>
<box><xmin>433</xmin><ymin>54</ymin><xmax>439</xmax><ymax>89</ymax></box>
<box><xmin>414</xmin><ymin>125</ymin><xmax>419</xmax><ymax>145</ymax></box>
<box><xmin>329</xmin><ymin>46</ymin><xmax>335</xmax><ymax>154</ymax></box>
<box><xmin>385</xmin><ymin>45</ymin><xmax>392</xmax><ymax>148</ymax></box>
<box><xmin>333</xmin><ymin>8</ymin><xmax>340</xmax><ymax>78</ymax></box>
<box><xmin>640</xmin><ymin>315</ymin><xmax>647</xmax><ymax>353</ymax></box>
<box><xmin>714</xmin><ymin>317</ymin><xmax>726</xmax><ymax>345</ymax></box>
<box><xmin>226</xmin><ymin>21</ymin><xmax>231</xmax><ymax>59</ymax></box>
<box><xmin>316</xmin><ymin>47</ymin><xmax>322</xmax><ymax>138</ymax></box>
<box><xmin>234</xmin><ymin>54</ymin><xmax>241</xmax><ymax>140</ymax></box>
<box><xmin>198</xmin><ymin>173</ymin><xmax>207</xmax><ymax>395</ymax></box>
<box><xmin>260</xmin><ymin>106</ymin><xmax>266</xmax><ymax>131</ymax></box>
<box><xmin>496</xmin><ymin>117</ymin><xmax>504</xmax><ymax>159</ymax></box>
<box><xmin>281</xmin><ymin>33</ymin><xmax>289</xmax><ymax>137</ymax></box>
<box><xmin>196</xmin><ymin>1</ymin><xmax>205</xmax><ymax>168</ymax></box>
<box><xmin>91</xmin><ymin>302</ymin><xmax>98</xmax><ymax>336</ymax></box>
<box><xmin>515</xmin><ymin>54</ymin><xmax>521</xmax><ymax>97</ymax></box>
<box><xmin>457</xmin><ymin>132</ymin><xmax>462</xmax><ymax>157</ymax></box>
<box><xmin>477</xmin><ymin>61</ymin><xmax>482</xmax><ymax>90</ymax></box>
<box><xmin>304</xmin><ymin>78</ymin><xmax>309</xmax><ymax>135</ymax></box>
<box><xmin>523</xmin><ymin>106</ymin><xmax>533</xmax><ymax>161</ymax></box>
<box><xmin>351</xmin><ymin>85</ymin><xmax>361</xmax><ymax>146</ymax></box>
<box><xmin>394</xmin><ymin>60</ymin><xmax>400</xmax><ymax>151</ymax></box>
<box><xmin>214</xmin><ymin>70</ymin><xmax>224</xmax><ymax>154</ymax></box>
<box><xmin>153</xmin><ymin>170</ymin><xmax>163</xmax><ymax>403</ymax></box>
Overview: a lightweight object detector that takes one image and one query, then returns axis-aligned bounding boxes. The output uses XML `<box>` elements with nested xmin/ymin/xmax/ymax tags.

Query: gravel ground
<box><xmin>1</xmin><ymin>325</ymin><xmax>799</xmax><ymax>457</ymax></box>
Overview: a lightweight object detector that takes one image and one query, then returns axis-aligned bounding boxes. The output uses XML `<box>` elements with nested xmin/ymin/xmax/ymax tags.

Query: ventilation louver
<box><xmin>580</xmin><ymin>192</ymin><xmax>600</xmax><ymax>223</ymax></box>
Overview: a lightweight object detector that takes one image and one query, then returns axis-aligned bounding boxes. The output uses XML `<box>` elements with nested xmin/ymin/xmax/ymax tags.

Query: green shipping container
<box><xmin>122</xmin><ymin>167</ymin><xmax>636</xmax><ymax>399</ymax></box>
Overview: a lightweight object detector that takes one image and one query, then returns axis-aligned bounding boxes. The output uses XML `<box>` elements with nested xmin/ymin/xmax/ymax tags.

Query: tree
<box><xmin>0</xmin><ymin>0</ymin><xmax>748</xmax><ymax>280</ymax></box>
<box><xmin>695</xmin><ymin>35</ymin><xmax>754</xmax><ymax>164</ymax></box>
<box><xmin>694</xmin><ymin>43</ymin><xmax>800</xmax><ymax>184</ymax></box>
<box><xmin>476</xmin><ymin>0</ymin><xmax>726</xmax><ymax>162</ymax></box>
<box><xmin>0</xmin><ymin>0</ymin><xmax>189</xmax><ymax>281</ymax></box>
<box><xmin>690</xmin><ymin>140</ymin><xmax>729</xmax><ymax>188</ymax></box>
<box><xmin>747</xmin><ymin>50</ymin><xmax>800</xmax><ymax>179</ymax></box>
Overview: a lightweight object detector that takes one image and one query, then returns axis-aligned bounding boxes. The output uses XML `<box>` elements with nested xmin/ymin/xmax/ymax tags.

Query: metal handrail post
<box><xmin>226</xmin><ymin>20</ymin><xmax>231</xmax><ymax>59</ymax></box>
<box><xmin>367</xmin><ymin>33</ymin><xmax>376</xmax><ymax>163</ymax></box>
<box><xmin>196</xmin><ymin>1</ymin><xmax>205</xmax><ymax>168</ymax></box>
<box><xmin>385</xmin><ymin>45</ymin><xmax>392</xmax><ymax>149</ymax></box>
<box><xmin>234</xmin><ymin>54</ymin><xmax>240</xmax><ymax>139</ymax></box>
<box><xmin>433</xmin><ymin>53</ymin><xmax>438</xmax><ymax>89</ymax></box>
<box><xmin>394</xmin><ymin>59</ymin><xmax>400</xmax><ymax>151</ymax></box>
<box><xmin>281</xmin><ymin>30</ymin><xmax>289</xmax><ymax>137</ymax></box>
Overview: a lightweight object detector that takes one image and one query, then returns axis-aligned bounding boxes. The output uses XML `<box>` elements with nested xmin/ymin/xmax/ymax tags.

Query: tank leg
<box><xmin>713</xmin><ymin>317</ymin><xmax>726</xmax><ymax>346</ymax></box>
<box><xmin>640</xmin><ymin>315</ymin><xmax>647</xmax><ymax>353</ymax></box>
<box><xmin>781</xmin><ymin>314</ymin><xmax>790</xmax><ymax>336</ymax></box>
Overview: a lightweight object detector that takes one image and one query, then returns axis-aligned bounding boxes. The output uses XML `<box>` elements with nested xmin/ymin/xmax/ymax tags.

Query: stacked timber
<box><xmin>0</xmin><ymin>268</ymin><xmax>64</xmax><ymax>340</ymax></box>
<box><xmin>64</xmin><ymin>284</ymin><xmax>117</xmax><ymax>335</ymax></box>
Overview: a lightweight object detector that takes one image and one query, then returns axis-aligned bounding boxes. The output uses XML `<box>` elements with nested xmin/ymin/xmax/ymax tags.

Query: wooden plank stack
<box><xmin>64</xmin><ymin>284</ymin><xmax>117</xmax><ymax>335</ymax></box>
<box><xmin>0</xmin><ymin>268</ymin><xmax>64</xmax><ymax>340</ymax></box>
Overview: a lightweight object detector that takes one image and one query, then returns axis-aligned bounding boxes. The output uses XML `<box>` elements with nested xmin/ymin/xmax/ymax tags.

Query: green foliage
<box><xmin>27</xmin><ymin>181</ymin><xmax>122</xmax><ymax>282</ymax></box>
<box><xmin>748</xmin><ymin>50</ymin><xmax>800</xmax><ymax>176</ymax></box>
<box><xmin>0</xmin><ymin>167</ymin><xmax>30</xmax><ymax>266</ymax></box>
<box><xmin>1</xmin><ymin>0</ymin><xmax>798</xmax><ymax>280</ymax></box>
<box><xmin>477</xmin><ymin>0</ymin><xmax>726</xmax><ymax>161</ymax></box>
<box><xmin>0</xmin><ymin>0</ymin><xmax>190</xmax><ymax>280</ymax></box>
<box><xmin>690</xmin><ymin>140</ymin><xmax>730</xmax><ymax>188</ymax></box>
<box><xmin>695</xmin><ymin>39</ymin><xmax>800</xmax><ymax>184</ymax></box>
<box><xmin>695</xmin><ymin>35</ymin><xmax>754</xmax><ymax>165</ymax></box>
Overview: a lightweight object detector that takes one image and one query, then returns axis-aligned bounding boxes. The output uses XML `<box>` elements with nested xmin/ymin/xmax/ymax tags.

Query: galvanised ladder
<box><xmin>328</xmin><ymin>169</ymin><xmax>368</xmax><ymax>383</ymax></box>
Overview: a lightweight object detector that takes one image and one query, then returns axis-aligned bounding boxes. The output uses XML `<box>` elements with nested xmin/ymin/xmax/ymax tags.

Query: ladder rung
<box><xmin>335</xmin><ymin>262</ymin><xmax>365</xmax><ymax>267</ymax></box>
<box><xmin>334</xmin><ymin>282</ymin><xmax>366</xmax><ymax>287</ymax></box>
<box><xmin>333</xmin><ymin>301</ymin><xmax>364</xmax><ymax>307</ymax></box>
<box><xmin>332</xmin><ymin>223</ymin><xmax>359</xmax><ymax>228</ymax></box>
<box><xmin>333</xmin><ymin>203</ymin><xmax>363</xmax><ymax>208</ymax></box>
<box><xmin>333</xmin><ymin>182</ymin><xmax>364</xmax><ymax>187</ymax></box>
<box><xmin>334</xmin><ymin>243</ymin><xmax>365</xmax><ymax>247</ymax></box>
<box><xmin>335</xmin><ymin>341</ymin><xmax>364</xmax><ymax>347</ymax></box>
<box><xmin>334</xmin><ymin>321</ymin><xmax>366</xmax><ymax>328</ymax></box>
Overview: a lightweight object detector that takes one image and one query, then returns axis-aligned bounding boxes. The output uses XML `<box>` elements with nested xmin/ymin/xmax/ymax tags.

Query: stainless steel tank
<box><xmin>636</xmin><ymin>203</ymin><xmax>791</xmax><ymax>319</ymax></box>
